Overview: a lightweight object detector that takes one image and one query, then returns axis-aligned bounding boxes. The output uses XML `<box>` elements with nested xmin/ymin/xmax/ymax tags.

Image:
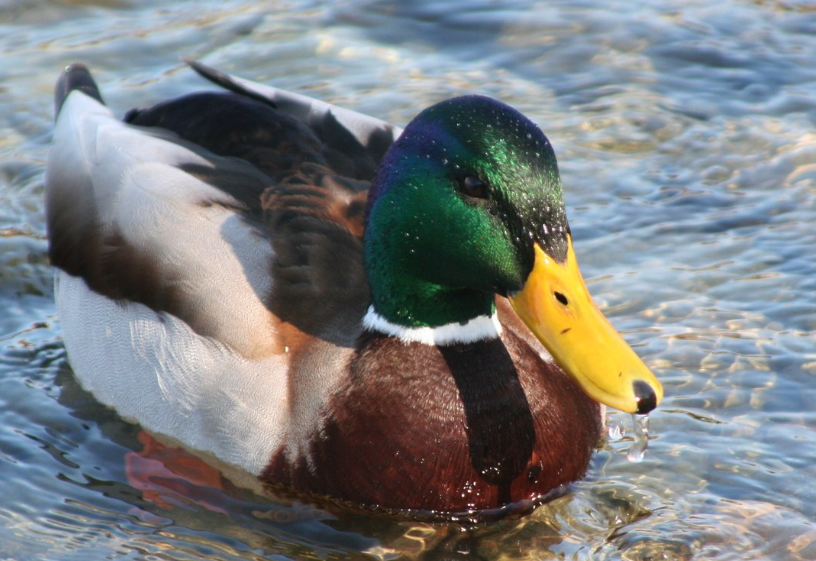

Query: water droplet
<box><xmin>607</xmin><ymin>419</ymin><xmax>624</xmax><ymax>441</ymax></box>
<box><xmin>526</xmin><ymin>133</ymin><xmax>532</xmax><ymax>139</ymax></box>
<box><xmin>442</xmin><ymin>158</ymin><xmax>449</xmax><ymax>165</ymax></box>
<box><xmin>627</xmin><ymin>414</ymin><xmax>650</xmax><ymax>462</ymax></box>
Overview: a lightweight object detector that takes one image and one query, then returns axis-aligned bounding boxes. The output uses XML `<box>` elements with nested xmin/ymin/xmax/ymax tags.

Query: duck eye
<box><xmin>554</xmin><ymin>291</ymin><xmax>569</xmax><ymax>306</ymax></box>
<box><xmin>458</xmin><ymin>176</ymin><xmax>489</xmax><ymax>200</ymax></box>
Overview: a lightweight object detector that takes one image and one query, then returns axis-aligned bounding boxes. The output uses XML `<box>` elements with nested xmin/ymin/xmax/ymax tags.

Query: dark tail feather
<box><xmin>185</xmin><ymin>59</ymin><xmax>278</xmax><ymax>110</ymax></box>
<box><xmin>54</xmin><ymin>63</ymin><xmax>104</xmax><ymax>119</ymax></box>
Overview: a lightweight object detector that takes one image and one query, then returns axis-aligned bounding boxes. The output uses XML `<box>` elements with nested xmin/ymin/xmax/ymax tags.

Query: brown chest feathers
<box><xmin>262</xmin><ymin>327</ymin><xmax>602</xmax><ymax>514</ymax></box>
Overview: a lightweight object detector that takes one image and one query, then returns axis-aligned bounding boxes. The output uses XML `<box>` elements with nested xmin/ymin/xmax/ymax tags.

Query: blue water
<box><xmin>3</xmin><ymin>0</ymin><xmax>816</xmax><ymax>558</ymax></box>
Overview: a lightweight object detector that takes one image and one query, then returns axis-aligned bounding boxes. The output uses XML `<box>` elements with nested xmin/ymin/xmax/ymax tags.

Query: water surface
<box><xmin>3</xmin><ymin>0</ymin><xmax>816</xmax><ymax>558</ymax></box>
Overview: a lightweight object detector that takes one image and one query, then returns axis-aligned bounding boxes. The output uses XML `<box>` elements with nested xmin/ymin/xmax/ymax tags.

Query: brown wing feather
<box><xmin>122</xmin><ymin>90</ymin><xmax>374</xmax><ymax>346</ymax></box>
<box><xmin>50</xmin><ymin>73</ymin><xmax>375</xmax><ymax>354</ymax></box>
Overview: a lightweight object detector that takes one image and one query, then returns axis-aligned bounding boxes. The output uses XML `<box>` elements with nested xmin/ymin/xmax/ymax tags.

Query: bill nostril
<box><xmin>633</xmin><ymin>380</ymin><xmax>657</xmax><ymax>414</ymax></box>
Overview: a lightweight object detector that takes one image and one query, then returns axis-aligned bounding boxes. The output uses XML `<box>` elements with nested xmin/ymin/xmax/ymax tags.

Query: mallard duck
<box><xmin>46</xmin><ymin>61</ymin><xmax>662</xmax><ymax>514</ymax></box>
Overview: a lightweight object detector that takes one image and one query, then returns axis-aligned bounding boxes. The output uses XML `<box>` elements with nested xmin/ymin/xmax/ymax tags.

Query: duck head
<box><xmin>364</xmin><ymin>95</ymin><xmax>662</xmax><ymax>414</ymax></box>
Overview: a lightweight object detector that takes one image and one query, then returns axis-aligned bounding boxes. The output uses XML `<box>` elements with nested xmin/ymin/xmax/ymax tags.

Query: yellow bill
<box><xmin>509</xmin><ymin>237</ymin><xmax>662</xmax><ymax>414</ymax></box>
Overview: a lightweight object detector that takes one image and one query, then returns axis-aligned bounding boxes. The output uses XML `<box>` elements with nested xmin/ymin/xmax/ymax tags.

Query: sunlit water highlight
<box><xmin>3</xmin><ymin>0</ymin><xmax>816</xmax><ymax>559</ymax></box>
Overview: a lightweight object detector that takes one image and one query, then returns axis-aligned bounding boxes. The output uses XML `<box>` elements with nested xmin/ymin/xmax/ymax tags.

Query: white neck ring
<box><xmin>362</xmin><ymin>306</ymin><xmax>502</xmax><ymax>346</ymax></box>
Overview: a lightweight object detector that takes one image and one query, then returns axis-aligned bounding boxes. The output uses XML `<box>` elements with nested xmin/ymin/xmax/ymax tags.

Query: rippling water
<box><xmin>3</xmin><ymin>0</ymin><xmax>816</xmax><ymax>558</ymax></box>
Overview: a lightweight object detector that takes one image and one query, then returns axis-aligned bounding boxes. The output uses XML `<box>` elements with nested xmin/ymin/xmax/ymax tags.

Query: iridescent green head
<box><xmin>364</xmin><ymin>95</ymin><xmax>569</xmax><ymax>328</ymax></box>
